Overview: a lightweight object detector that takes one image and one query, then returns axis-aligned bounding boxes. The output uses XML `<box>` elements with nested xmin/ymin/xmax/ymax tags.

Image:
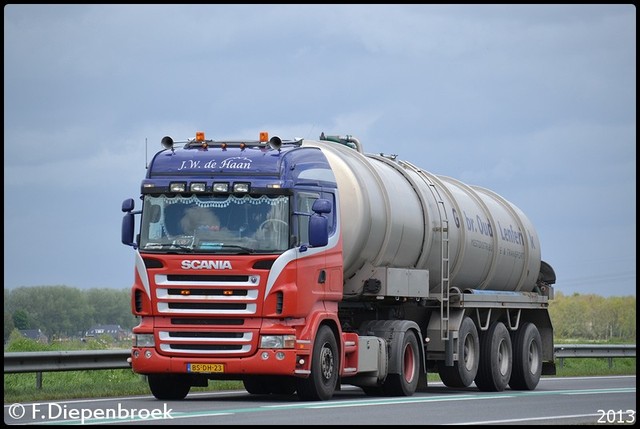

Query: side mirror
<box><xmin>308</xmin><ymin>198</ymin><xmax>331</xmax><ymax>247</ymax></box>
<box><xmin>311</xmin><ymin>198</ymin><xmax>331</xmax><ymax>214</ymax></box>
<box><xmin>122</xmin><ymin>198</ymin><xmax>135</xmax><ymax>212</ymax></box>
<box><xmin>121</xmin><ymin>198</ymin><xmax>136</xmax><ymax>247</ymax></box>
<box><xmin>121</xmin><ymin>213</ymin><xmax>135</xmax><ymax>246</ymax></box>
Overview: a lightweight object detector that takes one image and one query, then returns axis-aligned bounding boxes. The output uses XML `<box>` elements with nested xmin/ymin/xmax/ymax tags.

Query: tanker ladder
<box><xmin>399</xmin><ymin>160</ymin><xmax>452</xmax><ymax>364</ymax></box>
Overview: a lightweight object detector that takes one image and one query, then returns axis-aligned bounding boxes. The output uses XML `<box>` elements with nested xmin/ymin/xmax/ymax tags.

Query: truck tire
<box><xmin>474</xmin><ymin>321</ymin><xmax>512</xmax><ymax>392</ymax></box>
<box><xmin>438</xmin><ymin>317</ymin><xmax>479</xmax><ymax>388</ymax></box>
<box><xmin>148</xmin><ymin>374</ymin><xmax>190</xmax><ymax>400</ymax></box>
<box><xmin>509</xmin><ymin>322</ymin><xmax>542</xmax><ymax>390</ymax></box>
<box><xmin>297</xmin><ymin>325</ymin><xmax>339</xmax><ymax>401</ymax></box>
<box><xmin>382</xmin><ymin>329</ymin><xmax>420</xmax><ymax>396</ymax></box>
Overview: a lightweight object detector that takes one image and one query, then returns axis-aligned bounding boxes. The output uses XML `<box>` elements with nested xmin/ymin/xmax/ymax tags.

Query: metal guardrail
<box><xmin>554</xmin><ymin>344</ymin><xmax>636</xmax><ymax>369</ymax></box>
<box><xmin>554</xmin><ymin>344</ymin><xmax>636</xmax><ymax>358</ymax></box>
<box><xmin>4</xmin><ymin>349</ymin><xmax>131</xmax><ymax>374</ymax></box>
<box><xmin>4</xmin><ymin>344</ymin><xmax>635</xmax><ymax>374</ymax></box>
<box><xmin>4</xmin><ymin>349</ymin><xmax>132</xmax><ymax>389</ymax></box>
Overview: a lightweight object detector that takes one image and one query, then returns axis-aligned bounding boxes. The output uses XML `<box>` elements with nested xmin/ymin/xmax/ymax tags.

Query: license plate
<box><xmin>187</xmin><ymin>363</ymin><xmax>225</xmax><ymax>373</ymax></box>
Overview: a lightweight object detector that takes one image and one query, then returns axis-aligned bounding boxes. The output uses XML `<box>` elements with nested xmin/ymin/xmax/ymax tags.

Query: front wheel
<box><xmin>297</xmin><ymin>325</ymin><xmax>339</xmax><ymax>401</ymax></box>
<box><xmin>148</xmin><ymin>374</ymin><xmax>191</xmax><ymax>400</ymax></box>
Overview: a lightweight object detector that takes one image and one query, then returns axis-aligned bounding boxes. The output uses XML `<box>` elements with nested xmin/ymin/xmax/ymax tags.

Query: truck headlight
<box><xmin>134</xmin><ymin>334</ymin><xmax>155</xmax><ymax>347</ymax></box>
<box><xmin>260</xmin><ymin>335</ymin><xmax>295</xmax><ymax>349</ymax></box>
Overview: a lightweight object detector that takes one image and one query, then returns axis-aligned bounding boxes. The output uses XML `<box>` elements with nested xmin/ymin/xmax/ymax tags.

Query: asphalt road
<box><xmin>4</xmin><ymin>375</ymin><xmax>636</xmax><ymax>425</ymax></box>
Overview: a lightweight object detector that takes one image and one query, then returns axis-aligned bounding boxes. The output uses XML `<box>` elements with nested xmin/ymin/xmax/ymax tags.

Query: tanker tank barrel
<box><xmin>303</xmin><ymin>137</ymin><xmax>544</xmax><ymax>296</ymax></box>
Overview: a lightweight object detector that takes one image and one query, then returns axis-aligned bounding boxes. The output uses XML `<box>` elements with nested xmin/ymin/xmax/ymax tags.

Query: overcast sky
<box><xmin>4</xmin><ymin>4</ymin><xmax>636</xmax><ymax>297</ymax></box>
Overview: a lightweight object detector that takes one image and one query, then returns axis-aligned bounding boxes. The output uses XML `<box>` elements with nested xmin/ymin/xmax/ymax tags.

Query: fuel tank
<box><xmin>303</xmin><ymin>138</ymin><xmax>542</xmax><ymax>295</ymax></box>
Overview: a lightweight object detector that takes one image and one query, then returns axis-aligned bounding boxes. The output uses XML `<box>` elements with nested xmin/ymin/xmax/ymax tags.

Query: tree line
<box><xmin>4</xmin><ymin>286</ymin><xmax>136</xmax><ymax>343</ymax></box>
<box><xmin>549</xmin><ymin>291</ymin><xmax>636</xmax><ymax>342</ymax></box>
<box><xmin>3</xmin><ymin>286</ymin><xmax>636</xmax><ymax>344</ymax></box>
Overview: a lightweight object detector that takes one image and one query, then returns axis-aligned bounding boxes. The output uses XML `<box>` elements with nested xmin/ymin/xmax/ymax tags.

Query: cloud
<box><xmin>3</xmin><ymin>4</ymin><xmax>635</xmax><ymax>296</ymax></box>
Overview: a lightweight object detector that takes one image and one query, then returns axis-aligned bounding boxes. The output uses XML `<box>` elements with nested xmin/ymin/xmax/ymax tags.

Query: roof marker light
<box><xmin>260</xmin><ymin>131</ymin><xmax>268</xmax><ymax>142</ymax></box>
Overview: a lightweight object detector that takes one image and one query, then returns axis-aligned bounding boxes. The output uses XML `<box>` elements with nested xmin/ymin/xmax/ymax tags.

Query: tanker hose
<box><xmin>319</xmin><ymin>132</ymin><xmax>363</xmax><ymax>153</ymax></box>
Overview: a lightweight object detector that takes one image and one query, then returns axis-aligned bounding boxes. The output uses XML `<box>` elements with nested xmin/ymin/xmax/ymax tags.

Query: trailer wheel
<box><xmin>439</xmin><ymin>316</ymin><xmax>479</xmax><ymax>388</ymax></box>
<box><xmin>382</xmin><ymin>329</ymin><xmax>420</xmax><ymax>396</ymax></box>
<box><xmin>148</xmin><ymin>374</ymin><xmax>190</xmax><ymax>400</ymax></box>
<box><xmin>509</xmin><ymin>322</ymin><xmax>542</xmax><ymax>390</ymax></box>
<box><xmin>475</xmin><ymin>321</ymin><xmax>512</xmax><ymax>392</ymax></box>
<box><xmin>297</xmin><ymin>325</ymin><xmax>339</xmax><ymax>401</ymax></box>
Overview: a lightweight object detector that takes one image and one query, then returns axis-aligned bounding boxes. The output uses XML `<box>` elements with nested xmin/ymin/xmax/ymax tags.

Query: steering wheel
<box><xmin>258</xmin><ymin>219</ymin><xmax>288</xmax><ymax>233</ymax></box>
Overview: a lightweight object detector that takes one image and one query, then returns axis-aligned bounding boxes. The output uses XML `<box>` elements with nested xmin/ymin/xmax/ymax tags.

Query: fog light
<box><xmin>261</xmin><ymin>351</ymin><xmax>270</xmax><ymax>360</ymax></box>
<box><xmin>144</xmin><ymin>350</ymin><xmax>152</xmax><ymax>359</ymax></box>
<box><xmin>133</xmin><ymin>350</ymin><xmax>140</xmax><ymax>358</ymax></box>
<box><xmin>276</xmin><ymin>352</ymin><xmax>285</xmax><ymax>360</ymax></box>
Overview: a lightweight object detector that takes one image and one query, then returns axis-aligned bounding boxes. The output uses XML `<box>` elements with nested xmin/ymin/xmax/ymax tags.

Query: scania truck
<box><xmin>121</xmin><ymin>131</ymin><xmax>556</xmax><ymax>401</ymax></box>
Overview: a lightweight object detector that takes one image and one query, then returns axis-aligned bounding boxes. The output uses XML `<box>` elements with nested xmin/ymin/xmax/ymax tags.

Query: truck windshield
<box><xmin>139</xmin><ymin>194</ymin><xmax>290</xmax><ymax>254</ymax></box>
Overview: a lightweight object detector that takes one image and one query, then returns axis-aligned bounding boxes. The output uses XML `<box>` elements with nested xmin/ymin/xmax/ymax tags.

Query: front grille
<box><xmin>167</xmin><ymin>274</ymin><xmax>249</xmax><ymax>282</ymax></box>
<box><xmin>168</xmin><ymin>331</ymin><xmax>244</xmax><ymax>338</ymax></box>
<box><xmin>167</xmin><ymin>288</ymin><xmax>248</xmax><ymax>296</ymax></box>
<box><xmin>171</xmin><ymin>318</ymin><xmax>245</xmax><ymax>326</ymax></box>
<box><xmin>167</xmin><ymin>302</ymin><xmax>247</xmax><ymax>310</ymax></box>
<box><xmin>154</xmin><ymin>273</ymin><xmax>261</xmax><ymax>356</ymax></box>
<box><xmin>169</xmin><ymin>344</ymin><xmax>245</xmax><ymax>351</ymax></box>
<box><xmin>158</xmin><ymin>330</ymin><xmax>254</xmax><ymax>355</ymax></box>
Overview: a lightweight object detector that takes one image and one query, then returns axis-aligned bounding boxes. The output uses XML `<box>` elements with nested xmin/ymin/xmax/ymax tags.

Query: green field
<box><xmin>4</xmin><ymin>357</ymin><xmax>635</xmax><ymax>404</ymax></box>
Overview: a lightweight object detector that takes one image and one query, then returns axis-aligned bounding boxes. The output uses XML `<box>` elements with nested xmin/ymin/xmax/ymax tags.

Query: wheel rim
<box><xmin>463</xmin><ymin>333</ymin><xmax>477</xmax><ymax>371</ymax></box>
<box><xmin>320</xmin><ymin>343</ymin><xmax>334</xmax><ymax>381</ymax></box>
<box><xmin>497</xmin><ymin>339</ymin><xmax>510</xmax><ymax>376</ymax></box>
<box><xmin>527</xmin><ymin>339</ymin><xmax>540</xmax><ymax>375</ymax></box>
<box><xmin>403</xmin><ymin>343</ymin><xmax>416</xmax><ymax>383</ymax></box>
